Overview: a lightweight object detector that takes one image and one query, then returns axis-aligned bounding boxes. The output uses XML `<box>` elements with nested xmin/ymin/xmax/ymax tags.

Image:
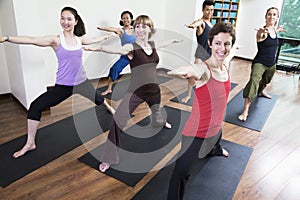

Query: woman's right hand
<box><xmin>0</xmin><ymin>36</ymin><xmax>7</xmax><ymax>43</ymax></box>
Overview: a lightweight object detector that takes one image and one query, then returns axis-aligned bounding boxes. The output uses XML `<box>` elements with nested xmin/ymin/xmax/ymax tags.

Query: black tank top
<box><xmin>128</xmin><ymin>41</ymin><xmax>160</xmax><ymax>96</ymax></box>
<box><xmin>196</xmin><ymin>21</ymin><xmax>211</xmax><ymax>56</ymax></box>
<box><xmin>252</xmin><ymin>33</ymin><xmax>278</xmax><ymax>67</ymax></box>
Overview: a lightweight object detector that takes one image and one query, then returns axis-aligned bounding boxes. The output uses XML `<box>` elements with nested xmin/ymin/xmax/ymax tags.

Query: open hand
<box><xmin>0</xmin><ymin>36</ymin><xmax>7</xmax><ymax>43</ymax></box>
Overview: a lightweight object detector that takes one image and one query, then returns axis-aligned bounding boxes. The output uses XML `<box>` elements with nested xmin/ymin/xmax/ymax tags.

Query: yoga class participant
<box><xmin>166</xmin><ymin>21</ymin><xmax>236</xmax><ymax>200</ymax></box>
<box><xmin>182</xmin><ymin>0</ymin><xmax>214</xmax><ymax>103</ymax></box>
<box><xmin>238</xmin><ymin>7</ymin><xmax>286</xmax><ymax>121</ymax></box>
<box><xmin>0</xmin><ymin>6</ymin><xmax>115</xmax><ymax>158</ymax></box>
<box><xmin>84</xmin><ymin>14</ymin><xmax>182</xmax><ymax>172</ymax></box>
<box><xmin>97</xmin><ymin>10</ymin><xmax>136</xmax><ymax>96</ymax></box>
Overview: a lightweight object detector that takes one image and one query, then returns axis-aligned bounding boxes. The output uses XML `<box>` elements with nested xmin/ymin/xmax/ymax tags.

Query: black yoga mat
<box><xmin>77</xmin><ymin>106</ymin><xmax>191</xmax><ymax>186</ymax></box>
<box><xmin>225</xmin><ymin>89</ymin><xmax>279</xmax><ymax>131</ymax></box>
<box><xmin>170</xmin><ymin>82</ymin><xmax>238</xmax><ymax>106</ymax></box>
<box><xmin>97</xmin><ymin>75</ymin><xmax>172</xmax><ymax>101</ymax></box>
<box><xmin>132</xmin><ymin>139</ymin><xmax>253</xmax><ymax>200</ymax></box>
<box><xmin>0</xmin><ymin>104</ymin><xmax>113</xmax><ymax>188</ymax></box>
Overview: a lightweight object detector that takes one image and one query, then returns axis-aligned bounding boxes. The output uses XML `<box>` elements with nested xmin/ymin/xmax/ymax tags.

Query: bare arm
<box><xmin>0</xmin><ymin>35</ymin><xmax>58</xmax><ymax>48</ymax></box>
<box><xmin>276</xmin><ymin>25</ymin><xmax>287</xmax><ymax>33</ymax></box>
<box><xmin>185</xmin><ymin>19</ymin><xmax>203</xmax><ymax>29</ymax></box>
<box><xmin>155</xmin><ymin>39</ymin><xmax>183</xmax><ymax>49</ymax></box>
<box><xmin>97</xmin><ymin>26</ymin><xmax>123</xmax><ymax>36</ymax></box>
<box><xmin>167</xmin><ymin>63</ymin><xmax>206</xmax><ymax>80</ymax></box>
<box><xmin>84</xmin><ymin>43</ymin><xmax>133</xmax><ymax>55</ymax></box>
<box><xmin>81</xmin><ymin>33</ymin><xmax>115</xmax><ymax>45</ymax></box>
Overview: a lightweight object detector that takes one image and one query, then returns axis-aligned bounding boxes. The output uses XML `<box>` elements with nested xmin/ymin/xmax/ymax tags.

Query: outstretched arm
<box><xmin>0</xmin><ymin>35</ymin><xmax>57</xmax><ymax>47</ymax></box>
<box><xmin>84</xmin><ymin>43</ymin><xmax>133</xmax><ymax>55</ymax></box>
<box><xmin>167</xmin><ymin>63</ymin><xmax>206</xmax><ymax>80</ymax></box>
<box><xmin>81</xmin><ymin>33</ymin><xmax>115</xmax><ymax>45</ymax></box>
<box><xmin>276</xmin><ymin>25</ymin><xmax>287</xmax><ymax>33</ymax></box>
<box><xmin>97</xmin><ymin>26</ymin><xmax>123</xmax><ymax>36</ymax></box>
<box><xmin>185</xmin><ymin>19</ymin><xmax>203</xmax><ymax>29</ymax></box>
<box><xmin>155</xmin><ymin>39</ymin><xmax>183</xmax><ymax>49</ymax></box>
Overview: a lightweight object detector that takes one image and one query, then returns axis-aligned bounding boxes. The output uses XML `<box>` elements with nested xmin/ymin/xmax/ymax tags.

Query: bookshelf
<box><xmin>212</xmin><ymin>0</ymin><xmax>239</xmax><ymax>26</ymax></box>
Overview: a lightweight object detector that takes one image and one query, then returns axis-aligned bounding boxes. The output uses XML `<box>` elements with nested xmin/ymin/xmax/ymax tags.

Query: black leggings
<box><xmin>27</xmin><ymin>80</ymin><xmax>104</xmax><ymax>121</ymax></box>
<box><xmin>167</xmin><ymin>129</ymin><xmax>223</xmax><ymax>200</ymax></box>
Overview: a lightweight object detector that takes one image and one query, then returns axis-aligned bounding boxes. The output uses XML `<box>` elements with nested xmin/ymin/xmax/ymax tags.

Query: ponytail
<box><xmin>61</xmin><ymin>7</ymin><xmax>86</xmax><ymax>36</ymax></box>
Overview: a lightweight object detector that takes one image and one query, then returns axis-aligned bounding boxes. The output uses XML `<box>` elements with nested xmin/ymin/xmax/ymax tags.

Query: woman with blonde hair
<box><xmin>84</xmin><ymin>14</ymin><xmax>182</xmax><ymax>172</ymax></box>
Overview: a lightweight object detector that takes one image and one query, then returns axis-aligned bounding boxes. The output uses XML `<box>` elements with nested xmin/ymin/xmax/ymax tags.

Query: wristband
<box><xmin>5</xmin><ymin>36</ymin><xmax>10</xmax><ymax>42</ymax></box>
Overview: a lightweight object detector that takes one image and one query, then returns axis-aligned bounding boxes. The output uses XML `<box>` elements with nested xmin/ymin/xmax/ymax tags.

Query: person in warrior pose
<box><xmin>84</xmin><ymin>14</ymin><xmax>182</xmax><ymax>172</ymax></box>
<box><xmin>166</xmin><ymin>22</ymin><xmax>236</xmax><ymax>200</ymax></box>
<box><xmin>97</xmin><ymin>10</ymin><xmax>136</xmax><ymax>95</ymax></box>
<box><xmin>238</xmin><ymin>7</ymin><xmax>286</xmax><ymax>121</ymax></box>
<box><xmin>182</xmin><ymin>0</ymin><xmax>214</xmax><ymax>103</ymax></box>
<box><xmin>0</xmin><ymin>6</ymin><xmax>115</xmax><ymax>158</ymax></box>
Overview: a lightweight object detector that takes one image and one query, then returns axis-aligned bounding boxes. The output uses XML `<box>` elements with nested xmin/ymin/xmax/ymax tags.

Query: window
<box><xmin>277</xmin><ymin>0</ymin><xmax>300</xmax><ymax>66</ymax></box>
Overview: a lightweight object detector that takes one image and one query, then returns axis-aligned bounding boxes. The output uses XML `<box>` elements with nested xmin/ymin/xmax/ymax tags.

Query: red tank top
<box><xmin>182</xmin><ymin>63</ymin><xmax>230</xmax><ymax>138</ymax></box>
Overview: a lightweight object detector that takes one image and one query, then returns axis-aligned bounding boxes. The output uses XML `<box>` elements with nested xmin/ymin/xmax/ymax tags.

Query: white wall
<box><xmin>0</xmin><ymin>0</ymin><xmax>27</xmax><ymax>106</ymax></box>
<box><xmin>0</xmin><ymin>0</ymin><xmax>168</xmax><ymax>108</ymax></box>
<box><xmin>235</xmin><ymin>0</ymin><xmax>284</xmax><ymax>59</ymax></box>
<box><xmin>0</xmin><ymin>26</ymin><xmax>11</xmax><ymax>94</ymax></box>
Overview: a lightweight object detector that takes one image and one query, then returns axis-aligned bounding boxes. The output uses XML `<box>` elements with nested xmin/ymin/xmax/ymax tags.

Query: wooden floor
<box><xmin>0</xmin><ymin>58</ymin><xmax>300</xmax><ymax>200</ymax></box>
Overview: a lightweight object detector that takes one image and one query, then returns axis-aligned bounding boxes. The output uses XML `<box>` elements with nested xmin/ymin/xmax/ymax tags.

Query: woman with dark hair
<box><xmin>97</xmin><ymin>11</ymin><xmax>136</xmax><ymax>95</ymax></box>
<box><xmin>166</xmin><ymin>22</ymin><xmax>236</xmax><ymax>200</ymax></box>
<box><xmin>182</xmin><ymin>0</ymin><xmax>215</xmax><ymax>103</ymax></box>
<box><xmin>238</xmin><ymin>7</ymin><xmax>286</xmax><ymax>121</ymax></box>
<box><xmin>0</xmin><ymin>6</ymin><xmax>115</xmax><ymax>158</ymax></box>
<box><xmin>84</xmin><ymin>14</ymin><xmax>182</xmax><ymax>172</ymax></box>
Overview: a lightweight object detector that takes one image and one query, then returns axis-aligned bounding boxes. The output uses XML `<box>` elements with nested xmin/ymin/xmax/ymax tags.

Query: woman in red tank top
<box><xmin>167</xmin><ymin>22</ymin><xmax>237</xmax><ymax>200</ymax></box>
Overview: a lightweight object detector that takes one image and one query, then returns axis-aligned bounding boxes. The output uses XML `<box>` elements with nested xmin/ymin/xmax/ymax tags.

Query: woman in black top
<box><xmin>84</xmin><ymin>15</ymin><xmax>182</xmax><ymax>172</ymax></box>
<box><xmin>238</xmin><ymin>7</ymin><xmax>286</xmax><ymax>121</ymax></box>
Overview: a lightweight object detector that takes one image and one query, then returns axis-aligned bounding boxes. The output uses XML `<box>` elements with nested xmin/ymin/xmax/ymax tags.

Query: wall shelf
<box><xmin>212</xmin><ymin>0</ymin><xmax>239</xmax><ymax>26</ymax></box>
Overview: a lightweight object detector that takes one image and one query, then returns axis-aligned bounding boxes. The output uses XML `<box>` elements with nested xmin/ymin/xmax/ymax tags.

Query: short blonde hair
<box><xmin>133</xmin><ymin>15</ymin><xmax>156</xmax><ymax>39</ymax></box>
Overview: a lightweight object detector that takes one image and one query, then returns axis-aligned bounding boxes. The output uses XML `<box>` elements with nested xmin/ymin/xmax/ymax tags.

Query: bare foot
<box><xmin>164</xmin><ymin>122</ymin><xmax>172</xmax><ymax>129</ymax></box>
<box><xmin>259</xmin><ymin>91</ymin><xmax>272</xmax><ymax>99</ymax></box>
<box><xmin>99</xmin><ymin>162</ymin><xmax>110</xmax><ymax>172</ymax></box>
<box><xmin>222</xmin><ymin>148</ymin><xmax>229</xmax><ymax>157</ymax></box>
<box><xmin>181</xmin><ymin>95</ymin><xmax>191</xmax><ymax>103</ymax></box>
<box><xmin>13</xmin><ymin>144</ymin><xmax>36</xmax><ymax>158</ymax></box>
<box><xmin>238</xmin><ymin>112</ymin><xmax>248</xmax><ymax>122</ymax></box>
<box><xmin>101</xmin><ymin>89</ymin><xmax>112</xmax><ymax>96</ymax></box>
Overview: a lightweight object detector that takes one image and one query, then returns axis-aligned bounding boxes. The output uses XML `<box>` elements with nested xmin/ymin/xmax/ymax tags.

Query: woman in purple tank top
<box><xmin>84</xmin><ymin>15</ymin><xmax>182</xmax><ymax>172</ymax></box>
<box><xmin>238</xmin><ymin>7</ymin><xmax>286</xmax><ymax>122</ymax></box>
<box><xmin>0</xmin><ymin>7</ymin><xmax>115</xmax><ymax>158</ymax></box>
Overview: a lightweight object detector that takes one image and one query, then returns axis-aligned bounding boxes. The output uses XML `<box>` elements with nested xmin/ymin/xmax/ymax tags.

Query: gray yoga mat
<box><xmin>0</xmin><ymin>104</ymin><xmax>112</xmax><ymax>188</ymax></box>
<box><xmin>132</xmin><ymin>139</ymin><xmax>253</xmax><ymax>200</ymax></box>
<box><xmin>225</xmin><ymin>89</ymin><xmax>278</xmax><ymax>131</ymax></box>
<box><xmin>78</xmin><ymin>106</ymin><xmax>191</xmax><ymax>186</ymax></box>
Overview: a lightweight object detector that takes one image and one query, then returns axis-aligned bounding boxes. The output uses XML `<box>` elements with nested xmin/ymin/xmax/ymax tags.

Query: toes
<box><xmin>99</xmin><ymin>163</ymin><xmax>110</xmax><ymax>172</ymax></box>
<box><xmin>164</xmin><ymin>122</ymin><xmax>172</xmax><ymax>129</ymax></box>
<box><xmin>222</xmin><ymin>148</ymin><xmax>229</xmax><ymax>157</ymax></box>
<box><xmin>238</xmin><ymin>114</ymin><xmax>247</xmax><ymax>122</ymax></box>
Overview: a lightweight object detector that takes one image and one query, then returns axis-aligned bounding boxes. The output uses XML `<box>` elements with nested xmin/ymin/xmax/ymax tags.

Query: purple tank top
<box><xmin>55</xmin><ymin>33</ymin><xmax>87</xmax><ymax>86</ymax></box>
